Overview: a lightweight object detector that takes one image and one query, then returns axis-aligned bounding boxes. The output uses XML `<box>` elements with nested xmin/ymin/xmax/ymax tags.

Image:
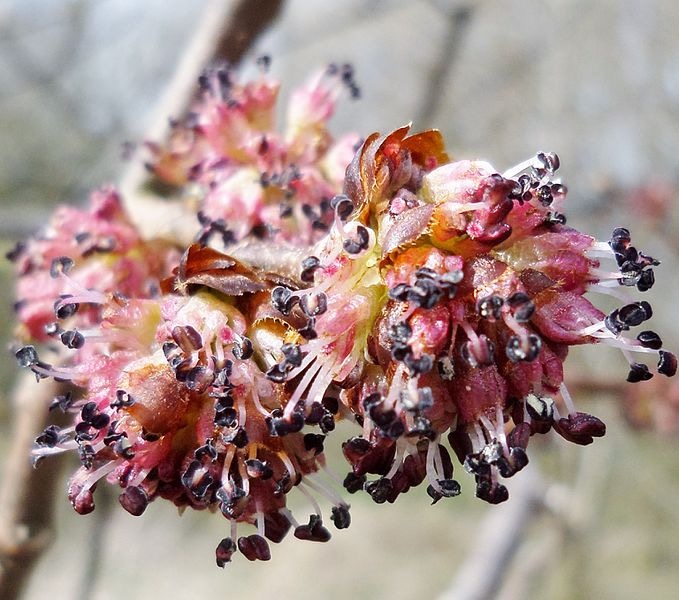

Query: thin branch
<box><xmin>438</xmin><ymin>466</ymin><xmax>546</xmax><ymax>600</ymax></box>
<box><xmin>0</xmin><ymin>375</ymin><xmax>64</xmax><ymax>600</ymax></box>
<box><xmin>415</xmin><ymin>4</ymin><xmax>474</xmax><ymax>129</ymax></box>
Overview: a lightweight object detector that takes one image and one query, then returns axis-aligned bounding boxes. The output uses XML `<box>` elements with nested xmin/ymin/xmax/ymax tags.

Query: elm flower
<box><xmin>264</xmin><ymin>126</ymin><xmax>676</xmax><ymax>505</ymax></box>
<box><xmin>16</xmin><ymin>244</ymin><xmax>351</xmax><ymax>565</ymax></box>
<box><xmin>10</xmin><ymin>61</ymin><xmax>678</xmax><ymax>568</ymax></box>
<box><xmin>147</xmin><ymin>61</ymin><xmax>360</xmax><ymax>245</ymax></box>
<box><xmin>8</xmin><ymin>186</ymin><xmax>178</xmax><ymax>341</ymax></box>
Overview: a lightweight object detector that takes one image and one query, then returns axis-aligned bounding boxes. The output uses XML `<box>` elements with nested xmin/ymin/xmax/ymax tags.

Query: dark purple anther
<box><xmin>119</xmin><ymin>486</ymin><xmax>149</xmax><ymax>516</ymax></box>
<box><xmin>237</xmin><ymin>535</ymin><xmax>271</xmax><ymax>561</ymax></box>
<box><xmin>215</xmin><ymin>537</ymin><xmax>237</xmax><ymax>567</ymax></box>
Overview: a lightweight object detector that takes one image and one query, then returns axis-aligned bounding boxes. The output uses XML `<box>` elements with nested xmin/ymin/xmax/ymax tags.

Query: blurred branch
<box><xmin>438</xmin><ymin>467</ymin><xmax>546</xmax><ymax>600</ymax></box>
<box><xmin>416</xmin><ymin>3</ymin><xmax>474</xmax><ymax>129</ymax></box>
<box><xmin>0</xmin><ymin>375</ymin><xmax>64</xmax><ymax>600</ymax></box>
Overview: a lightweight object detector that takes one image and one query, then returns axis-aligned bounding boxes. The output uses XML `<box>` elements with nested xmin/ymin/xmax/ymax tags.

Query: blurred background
<box><xmin>1</xmin><ymin>1</ymin><xmax>679</xmax><ymax>598</ymax></box>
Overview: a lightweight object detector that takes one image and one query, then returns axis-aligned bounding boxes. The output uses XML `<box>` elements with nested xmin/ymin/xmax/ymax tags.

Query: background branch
<box><xmin>0</xmin><ymin>376</ymin><xmax>63</xmax><ymax>600</ymax></box>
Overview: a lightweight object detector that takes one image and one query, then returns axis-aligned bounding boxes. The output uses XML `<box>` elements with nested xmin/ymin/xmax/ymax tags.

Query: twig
<box><xmin>415</xmin><ymin>4</ymin><xmax>474</xmax><ymax>129</ymax></box>
<box><xmin>0</xmin><ymin>375</ymin><xmax>64</xmax><ymax>600</ymax></box>
<box><xmin>438</xmin><ymin>466</ymin><xmax>545</xmax><ymax>600</ymax></box>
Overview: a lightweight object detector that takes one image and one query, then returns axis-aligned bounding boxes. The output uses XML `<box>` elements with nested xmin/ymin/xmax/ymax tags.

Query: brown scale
<box><xmin>119</xmin><ymin>362</ymin><xmax>195</xmax><ymax>436</ymax></box>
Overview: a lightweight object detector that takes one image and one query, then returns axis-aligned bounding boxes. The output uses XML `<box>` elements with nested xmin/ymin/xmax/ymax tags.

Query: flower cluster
<box><xmin>146</xmin><ymin>60</ymin><xmax>360</xmax><ymax>246</ymax></box>
<box><xmin>10</xmin><ymin>63</ymin><xmax>676</xmax><ymax>566</ymax></box>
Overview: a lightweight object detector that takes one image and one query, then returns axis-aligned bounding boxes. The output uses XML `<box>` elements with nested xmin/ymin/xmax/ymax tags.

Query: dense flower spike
<box><xmin>11</xmin><ymin>63</ymin><xmax>676</xmax><ymax>566</ymax></box>
<box><xmin>146</xmin><ymin>61</ymin><xmax>360</xmax><ymax>246</ymax></box>
<box><xmin>9</xmin><ymin>186</ymin><xmax>179</xmax><ymax>341</ymax></box>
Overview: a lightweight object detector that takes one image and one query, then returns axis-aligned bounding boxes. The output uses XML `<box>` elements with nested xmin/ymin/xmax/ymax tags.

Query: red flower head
<box><xmin>9</xmin><ymin>186</ymin><xmax>178</xmax><ymax>341</ymax></box>
<box><xmin>16</xmin><ymin>243</ymin><xmax>352</xmax><ymax>565</ymax></box>
<box><xmin>12</xmin><ymin>64</ymin><xmax>677</xmax><ymax>567</ymax></box>
<box><xmin>146</xmin><ymin>62</ymin><xmax>360</xmax><ymax>246</ymax></box>
<box><xmin>264</xmin><ymin>126</ymin><xmax>676</xmax><ymax>505</ymax></box>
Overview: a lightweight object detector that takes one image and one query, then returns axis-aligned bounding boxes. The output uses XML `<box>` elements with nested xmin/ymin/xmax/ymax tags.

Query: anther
<box><xmin>232</xmin><ymin>337</ymin><xmax>253</xmax><ymax>360</ymax></box>
<box><xmin>618</xmin><ymin>301</ymin><xmax>652</xmax><ymax>327</ymax></box>
<box><xmin>256</xmin><ymin>54</ymin><xmax>271</xmax><ymax>70</ymax></box>
<box><xmin>54</xmin><ymin>298</ymin><xmax>78</xmax><ymax>319</ymax></box>
<box><xmin>407</xmin><ymin>278</ymin><xmax>442</xmax><ymax>309</ymax></box>
<box><xmin>215</xmin><ymin>538</ymin><xmax>237</xmax><ymax>567</ymax></box>
<box><xmin>303</xmin><ymin>433</ymin><xmax>326</xmax><ymax>455</ymax></box>
<box><xmin>44</xmin><ymin>322</ymin><xmax>63</xmax><ymax>337</ymax></box>
<box><xmin>172</xmin><ymin>325</ymin><xmax>203</xmax><ymax>353</ymax></box>
<box><xmin>35</xmin><ymin>425</ymin><xmax>61</xmax><ymax>448</ymax></box>
<box><xmin>5</xmin><ymin>241</ymin><xmax>25</xmax><ymax>262</ymax></box>
<box><xmin>627</xmin><ymin>362</ymin><xmax>653</xmax><ymax>383</ymax></box>
<box><xmin>298</xmin><ymin>318</ymin><xmax>318</xmax><ymax>340</ymax></box>
<box><xmin>343</xmin><ymin>225</ymin><xmax>370</xmax><ymax>255</ymax></box>
<box><xmin>388</xmin><ymin>283</ymin><xmax>411</xmax><ymax>302</ymax></box>
<box><xmin>390</xmin><ymin>322</ymin><xmax>412</xmax><ymax>344</ymax></box>
<box><xmin>238</xmin><ymin>535</ymin><xmax>271</xmax><ymax>561</ymax></box>
<box><xmin>111</xmin><ymin>389</ymin><xmax>135</xmax><ymax>409</ymax></box>
<box><xmin>637</xmin><ymin>268</ymin><xmax>655</xmax><ymax>292</ymax></box>
<box><xmin>506</xmin><ymin>292</ymin><xmax>535</xmax><ymax>322</ymax></box>
<box><xmin>50</xmin><ymin>256</ymin><xmax>74</xmax><ymax>278</ymax></box>
<box><xmin>427</xmin><ymin>479</ymin><xmax>461</xmax><ymax>504</ymax></box>
<box><xmin>77</xmin><ymin>444</ymin><xmax>95</xmax><ymax>468</ymax></box>
<box><xmin>476</xmin><ymin>479</ymin><xmax>509</xmax><ymax>504</ymax></box>
<box><xmin>525</xmin><ymin>393</ymin><xmax>554</xmax><ymax>422</ymax></box>
<box><xmin>305</xmin><ymin>402</ymin><xmax>326</xmax><ymax>425</ymax></box>
<box><xmin>294</xmin><ymin>515</ymin><xmax>332</xmax><ymax>542</ymax></box>
<box><xmin>319</xmin><ymin>412</ymin><xmax>336</xmax><ymax>434</ymax></box>
<box><xmin>184</xmin><ymin>366</ymin><xmax>215</xmax><ymax>393</ymax></box>
<box><xmin>330</xmin><ymin>505</ymin><xmax>351</xmax><ymax>529</ymax></box>
<box><xmin>60</xmin><ymin>330</ymin><xmax>85</xmax><ymax>349</ymax></box>
<box><xmin>195</xmin><ymin>440</ymin><xmax>218</xmax><ymax>462</ymax></box>
<box><xmin>610</xmin><ymin>227</ymin><xmax>631</xmax><ymax>245</ymax></box>
<box><xmin>322</xmin><ymin>396</ymin><xmax>339</xmax><ymax>414</ymax></box>
<box><xmin>330</xmin><ymin>194</ymin><xmax>354</xmax><ymax>220</ymax></box>
<box><xmin>15</xmin><ymin>345</ymin><xmax>39</xmax><ymax>368</ymax></box>
<box><xmin>658</xmin><ymin>351</ymin><xmax>678</xmax><ymax>377</ymax></box>
<box><xmin>537</xmin><ymin>151</ymin><xmax>560</xmax><ymax>173</ymax></box>
<box><xmin>300</xmin><ymin>256</ymin><xmax>321</xmax><ymax>283</ymax></box>
<box><xmin>364</xmin><ymin>478</ymin><xmax>393</xmax><ymax>504</ymax></box>
<box><xmin>215</xmin><ymin>406</ymin><xmax>239</xmax><ymax>428</ymax></box>
<box><xmin>477</xmin><ymin>295</ymin><xmax>504</xmax><ymax>320</ymax></box>
<box><xmin>497</xmin><ymin>447</ymin><xmax>529</xmax><ymax>478</ymax></box>
<box><xmin>265</xmin><ymin>363</ymin><xmax>288</xmax><ymax>383</ymax></box>
<box><xmin>271</xmin><ymin>286</ymin><xmax>298</xmax><ymax>315</ymax></box>
<box><xmin>281</xmin><ymin>343</ymin><xmax>303</xmax><ymax>368</ymax></box>
<box><xmin>244</xmin><ymin>459</ymin><xmax>273</xmax><ymax>479</ymax></box>
<box><xmin>343</xmin><ymin>472</ymin><xmax>367</xmax><ymax>494</ymax></box>
<box><xmin>119</xmin><ymin>486</ymin><xmax>149</xmax><ymax>516</ymax></box>
<box><xmin>222</xmin><ymin>427</ymin><xmax>249</xmax><ymax>448</ymax></box>
<box><xmin>49</xmin><ymin>392</ymin><xmax>74</xmax><ymax>412</ymax></box>
<box><xmin>545</xmin><ymin>211</ymin><xmax>566</xmax><ymax>225</ymax></box>
<box><xmin>505</xmin><ymin>334</ymin><xmax>541</xmax><ymax>362</ymax></box>
<box><xmin>404</xmin><ymin>353</ymin><xmax>433</xmax><ymax>376</ymax></box>
<box><xmin>636</xmin><ymin>330</ymin><xmax>662</xmax><ymax>350</ymax></box>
